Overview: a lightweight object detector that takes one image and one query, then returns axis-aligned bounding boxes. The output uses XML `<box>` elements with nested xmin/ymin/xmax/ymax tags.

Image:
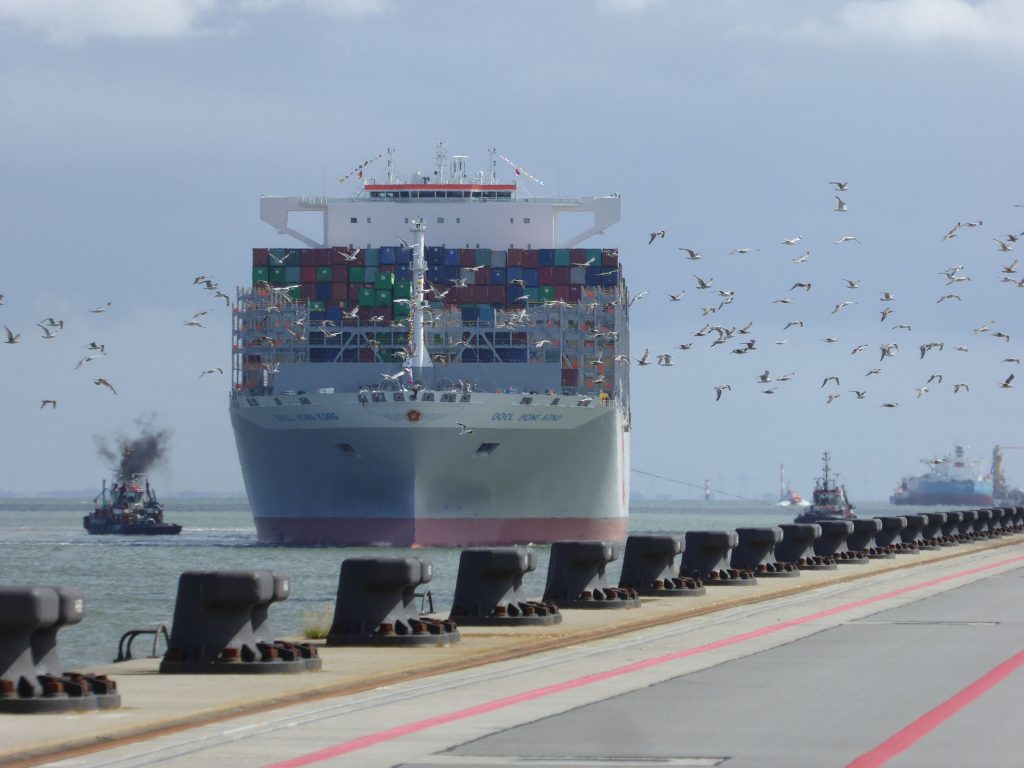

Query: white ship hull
<box><xmin>231</xmin><ymin>391</ymin><xmax>630</xmax><ymax>546</ymax></box>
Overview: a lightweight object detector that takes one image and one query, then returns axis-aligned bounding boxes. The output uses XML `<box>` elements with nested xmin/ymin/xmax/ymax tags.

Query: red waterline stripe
<box><xmin>266</xmin><ymin>553</ymin><xmax>1024</xmax><ymax>768</ymax></box>
<box><xmin>848</xmin><ymin>648</ymin><xmax>1024</xmax><ymax>768</ymax></box>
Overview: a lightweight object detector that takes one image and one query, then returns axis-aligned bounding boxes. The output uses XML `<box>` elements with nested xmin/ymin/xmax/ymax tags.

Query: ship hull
<box><xmin>890</xmin><ymin>480</ymin><xmax>993</xmax><ymax>506</ymax></box>
<box><xmin>231</xmin><ymin>392</ymin><xmax>630</xmax><ymax>547</ymax></box>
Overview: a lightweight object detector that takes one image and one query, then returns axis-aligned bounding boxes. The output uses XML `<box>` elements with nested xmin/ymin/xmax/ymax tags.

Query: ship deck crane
<box><xmin>992</xmin><ymin>445</ymin><xmax>1024</xmax><ymax>501</ymax></box>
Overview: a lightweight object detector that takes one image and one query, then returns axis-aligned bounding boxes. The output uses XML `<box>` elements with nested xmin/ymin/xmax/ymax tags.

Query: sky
<box><xmin>1</xmin><ymin>0</ymin><xmax>1023</xmax><ymax>500</ymax></box>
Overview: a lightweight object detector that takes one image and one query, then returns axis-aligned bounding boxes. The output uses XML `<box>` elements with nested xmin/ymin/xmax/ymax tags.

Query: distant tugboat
<box><xmin>794</xmin><ymin>452</ymin><xmax>855</xmax><ymax>523</ymax></box>
<box><xmin>83</xmin><ymin>449</ymin><xmax>182</xmax><ymax>535</ymax></box>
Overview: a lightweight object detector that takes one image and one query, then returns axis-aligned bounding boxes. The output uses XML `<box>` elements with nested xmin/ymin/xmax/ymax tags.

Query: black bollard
<box><xmin>958</xmin><ymin>510</ymin><xmax>978</xmax><ymax>539</ymax></box>
<box><xmin>974</xmin><ymin>508</ymin><xmax>993</xmax><ymax>537</ymax></box>
<box><xmin>814</xmin><ymin>520</ymin><xmax>866</xmax><ymax>564</ymax></box>
<box><xmin>619</xmin><ymin>535</ymin><xmax>706</xmax><ymax>595</ymax></box>
<box><xmin>899</xmin><ymin>514</ymin><xmax>932</xmax><ymax>550</ymax></box>
<box><xmin>251</xmin><ymin>573</ymin><xmax>321</xmax><ymax>671</ymax></box>
<box><xmin>543</xmin><ymin>541</ymin><xmax>640</xmax><ymax>608</ymax></box>
<box><xmin>162</xmin><ymin>571</ymin><xmax>311</xmax><ymax>672</ymax></box>
<box><xmin>922</xmin><ymin>512</ymin><xmax>950</xmax><ymax>546</ymax></box>
<box><xmin>875</xmin><ymin>516</ymin><xmax>912</xmax><ymax>552</ymax></box>
<box><xmin>733</xmin><ymin>528</ymin><xmax>798</xmax><ymax>577</ymax></box>
<box><xmin>848</xmin><ymin>518</ymin><xmax>892</xmax><ymax>558</ymax></box>
<box><xmin>777</xmin><ymin>524</ymin><xmax>835</xmax><ymax>570</ymax></box>
<box><xmin>941</xmin><ymin>511</ymin><xmax>964</xmax><ymax>543</ymax></box>
<box><xmin>989</xmin><ymin>507</ymin><xmax>1006</xmax><ymax>535</ymax></box>
<box><xmin>682</xmin><ymin>531</ymin><xmax>756</xmax><ymax>584</ymax></box>
<box><xmin>1012</xmin><ymin>507</ymin><xmax>1024</xmax><ymax>532</ymax></box>
<box><xmin>449</xmin><ymin>548</ymin><xmax>561</xmax><ymax>625</ymax></box>
<box><xmin>327</xmin><ymin>557</ymin><xmax>459</xmax><ymax>646</ymax></box>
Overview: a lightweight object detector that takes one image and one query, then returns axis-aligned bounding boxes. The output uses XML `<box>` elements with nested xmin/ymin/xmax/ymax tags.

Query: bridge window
<box><xmin>350</xmin><ymin>217</ymin><xmax>358</xmax><ymax>224</ymax></box>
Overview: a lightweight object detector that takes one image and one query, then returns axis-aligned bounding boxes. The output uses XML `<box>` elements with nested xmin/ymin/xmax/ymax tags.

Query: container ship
<box><xmin>230</xmin><ymin>145</ymin><xmax>630</xmax><ymax>546</ymax></box>
<box><xmin>890</xmin><ymin>444</ymin><xmax>994</xmax><ymax>506</ymax></box>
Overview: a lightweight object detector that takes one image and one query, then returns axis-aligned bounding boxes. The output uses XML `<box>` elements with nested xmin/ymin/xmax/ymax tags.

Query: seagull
<box><xmin>756</xmin><ymin>371</ymin><xmax>772</xmax><ymax>384</ymax></box>
<box><xmin>648</xmin><ymin>230</ymin><xmax>666</xmax><ymax>244</ymax></box>
<box><xmin>40</xmin><ymin>399</ymin><xmax>57</xmax><ymax>409</ymax></box>
<box><xmin>792</xmin><ymin>251</ymin><xmax>811</xmax><ymax>264</ymax></box>
<box><xmin>953</xmin><ymin>383</ymin><xmax>970</xmax><ymax>393</ymax></box>
<box><xmin>199</xmin><ymin>368</ymin><xmax>224</xmax><ymax>378</ymax></box>
<box><xmin>782</xmin><ymin>235</ymin><xmax>802</xmax><ymax>246</ymax></box>
<box><xmin>880</xmin><ymin>291</ymin><xmax>896</xmax><ymax>301</ymax></box>
<box><xmin>850</xmin><ymin>390</ymin><xmax>867</xmax><ymax>399</ymax></box>
<box><xmin>826</xmin><ymin>394</ymin><xmax>840</xmax><ymax>404</ymax></box>
<box><xmin>962</xmin><ymin>220</ymin><xmax>983</xmax><ymax>228</ymax></box>
<box><xmin>822</xmin><ymin>336</ymin><xmax>840</xmax><ymax>343</ymax></box>
<box><xmin>455</xmin><ymin>422</ymin><xmax>474</xmax><ymax>435</ymax></box>
<box><xmin>942</xmin><ymin>223</ymin><xmax>961</xmax><ymax>241</ymax></box>
<box><xmin>4</xmin><ymin>326</ymin><xmax>20</xmax><ymax>344</ymax></box>
<box><xmin>679</xmin><ymin>248</ymin><xmax>702</xmax><ymax>260</ymax></box>
<box><xmin>994</xmin><ymin>238</ymin><xmax>1014</xmax><ymax>252</ymax></box>
<box><xmin>693</xmin><ymin>275</ymin><xmax>714</xmax><ymax>290</ymax></box>
<box><xmin>880</xmin><ymin>402</ymin><xmax>899</xmax><ymax>408</ymax></box>
<box><xmin>184</xmin><ymin>319</ymin><xmax>204</xmax><ymax>328</ymax></box>
<box><xmin>832</xmin><ymin>301</ymin><xmax>854</xmax><ymax>314</ymax></box>
<box><xmin>776</xmin><ymin>372</ymin><xmax>795</xmax><ymax>381</ymax></box>
<box><xmin>773</xmin><ymin>297</ymin><xmax>792</xmax><ymax>304</ymax></box>
<box><xmin>1002</xmin><ymin>259</ymin><xmax>1018</xmax><ymax>274</ymax></box>
<box><xmin>676</xmin><ymin>343</ymin><xmax>693</xmax><ymax>351</ymax></box>
<box><xmin>834</xmin><ymin>236</ymin><xmax>860</xmax><ymax>244</ymax></box>
<box><xmin>214</xmin><ymin>290</ymin><xmax>231</xmax><ymax>306</ymax></box>
<box><xmin>954</xmin><ymin>346</ymin><xmax>969</xmax><ymax>352</ymax></box>
<box><xmin>762</xmin><ymin>387</ymin><xmax>778</xmax><ymax>395</ymax></box>
<box><xmin>892</xmin><ymin>323</ymin><xmax>912</xmax><ymax>331</ymax></box>
<box><xmin>784</xmin><ymin>320</ymin><xmax>804</xmax><ymax>330</ymax></box>
<box><xmin>866</xmin><ymin>368</ymin><xmax>882</xmax><ymax>376</ymax></box>
<box><xmin>880</xmin><ymin>343</ymin><xmax>899</xmax><ymax>360</ymax></box>
<box><xmin>999</xmin><ymin>374</ymin><xmax>1015</xmax><ymax>389</ymax></box>
<box><xmin>790</xmin><ymin>282</ymin><xmax>812</xmax><ymax>292</ymax></box>
<box><xmin>993</xmin><ymin>332</ymin><xmax>1011</xmax><ymax>342</ymax></box>
<box><xmin>87</xmin><ymin>303</ymin><xmax>111</xmax><ymax>313</ymax></box>
<box><xmin>915</xmin><ymin>387</ymin><xmax>928</xmax><ymax>398</ymax></box>
<box><xmin>937</xmin><ymin>294</ymin><xmax>961</xmax><ymax>303</ymax></box>
<box><xmin>973</xmin><ymin>322</ymin><xmax>992</xmax><ymax>334</ymax></box>
<box><xmin>834</xmin><ymin>196</ymin><xmax>848</xmax><ymax>212</ymax></box>
<box><xmin>714</xmin><ymin>384</ymin><xmax>731</xmax><ymax>401</ymax></box>
<box><xmin>37</xmin><ymin>324</ymin><xmax>58</xmax><ymax>339</ymax></box>
<box><xmin>843</xmin><ymin>279</ymin><xmax>861</xmax><ymax>289</ymax></box>
<box><xmin>666</xmin><ymin>291</ymin><xmax>686</xmax><ymax>301</ymax></box>
<box><xmin>635</xmin><ymin>349</ymin><xmax>651</xmax><ymax>366</ymax></box>
<box><xmin>822</xmin><ymin>376</ymin><xmax>840</xmax><ymax>388</ymax></box>
<box><xmin>74</xmin><ymin>355</ymin><xmax>100</xmax><ymax>369</ymax></box>
<box><xmin>40</xmin><ymin>317</ymin><xmax>63</xmax><ymax>329</ymax></box>
<box><xmin>880</xmin><ymin>307</ymin><xmax>894</xmax><ymax>322</ymax></box>
<box><xmin>94</xmin><ymin>378</ymin><xmax>117</xmax><ymax>394</ymax></box>
<box><xmin>775</xmin><ymin>339</ymin><xmax>789</xmax><ymax>345</ymax></box>
<box><xmin>627</xmin><ymin>291</ymin><xmax>649</xmax><ymax>306</ymax></box>
<box><xmin>1003</xmin><ymin>358</ymin><xmax>1020</xmax><ymax>364</ymax></box>
<box><xmin>656</xmin><ymin>353</ymin><xmax>674</xmax><ymax>367</ymax></box>
<box><xmin>534</xmin><ymin>339</ymin><xmax>553</xmax><ymax>348</ymax></box>
<box><xmin>729</xmin><ymin>247</ymin><xmax>757</xmax><ymax>254</ymax></box>
<box><xmin>851</xmin><ymin>345</ymin><xmax>867</xmax><ymax>355</ymax></box>
<box><xmin>926</xmin><ymin>374</ymin><xmax>943</xmax><ymax>384</ymax></box>
<box><xmin>829</xmin><ymin>181</ymin><xmax>849</xmax><ymax>191</ymax></box>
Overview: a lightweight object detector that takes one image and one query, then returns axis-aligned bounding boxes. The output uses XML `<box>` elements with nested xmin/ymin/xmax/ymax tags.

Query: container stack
<box><xmin>242</xmin><ymin>246</ymin><xmax>623</xmax><ymax>397</ymax></box>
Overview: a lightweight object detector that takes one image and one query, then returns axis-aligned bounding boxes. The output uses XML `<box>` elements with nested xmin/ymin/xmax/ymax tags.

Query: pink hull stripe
<box><xmin>255</xmin><ymin>516</ymin><xmax>629</xmax><ymax>547</ymax></box>
<box><xmin>264</xmin><ymin>553</ymin><xmax>1024</xmax><ymax>768</ymax></box>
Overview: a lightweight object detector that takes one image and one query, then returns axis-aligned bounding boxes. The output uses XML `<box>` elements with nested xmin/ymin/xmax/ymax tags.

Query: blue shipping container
<box><xmin>379</xmin><ymin>247</ymin><xmax>397</xmax><ymax>265</ymax></box>
<box><xmin>395</xmin><ymin>265</ymin><xmax>412</xmax><ymax>282</ymax></box>
<box><xmin>396</xmin><ymin>248</ymin><xmax>413</xmax><ymax>265</ymax></box>
<box><xmin>490</xmin><ymin>267</ymin><xmax>507</xmax><ymax>284</ymax></box>
<box><xmin>325</xmin><ymin>307</ymin><xmax>342</xmax><ymax>322</ymax></box>
<box><xmin>440</xmin><ymin>265</ymin><xmax>460</xmax><ymax>281</ymax></box>
<box><xmin>524</xmin><ymin>268</ymin><xmax>539</xmax><ymax>287</ymax></box>
<box><xmin>586</xmin><ymin>266</ymin><xmax>602</xmax><ymax>285</ymax></box>
<box><xmin>479</xmin><ymin>306</ymin><xmax>495</xmax><ymax>323</ymax></box>
<box><xmin>461</xmin><ymin>306</ymin><xmax>480</xmax><ymax>322</ymax></box>
<box><xmin>507</xmin><ymin>266</ymin><xmax>523</xmax><ymax>282</ymax></box>
<box><xmin>444</xmin><ymin>249</ymin><xmax>461</xmax><ymax>266</ymax></box>
<box><xmin>601</xmin><ymin>271</ymin><xmax>618</xmax><ymax>287</ymax></box>
<box><xmin>538</xmin><ymin>249</ymin><xmax>556</xmax><ymax>267</ymax></box>
<box><xmin>316</xmin><ymin>282</ymin><xmax>332</xmax><ymax>300</ymax></box>
<box><xmin>309</xmin><ymin>311</ymin><xmax>325</xmax><ymax>323</ymax></box>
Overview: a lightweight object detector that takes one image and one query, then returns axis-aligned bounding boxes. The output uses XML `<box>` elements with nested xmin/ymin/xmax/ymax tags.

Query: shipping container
<box><xmin>474</xmin><ymin>266</ymin><xmax>490</xmax><ymax>285</ymax></box>
<box><xmin>309</xmin><ymin>300</ymin><xmax>326</xmax><ymax>312</ymax></box>
<box><xmin>375</xmin><ymin>271</ymin><xmax>396</xmax><ymax>289</ymax></box>
<box><xmin>506</xmin><ymin>249</ymin><xmax>525</xmax><ymax>267</ymax></box>
<box><xmin>457</xmin><ymin>249</ymin><xmax>473</xmax><ymax>267</ymax></box>
<box><xmin>300</xmin><ymin>283</ymin><xmax>317</xmax><ymax>300</ymax></box>
<box><xmin>359</xmin><ymin>287</ymin><xmax>376</xmax><ymax>306</ymax></box>
<box><xmin>426</xmin><ymin>246</ymin><xmax>444</xmax><ymax>265</ymax></box>
<box><xmin>461</xmin><ymin>306</ymin><xmax>480</xmax><ymax>322</ymax></box>
<box><xmin>554</xmin><ymin>249</ymin><xmax>572</xmax><ymax>267</ymax></box>
<box><xmin>507</xmin><ymin>266</ymin><xmax>523</xmax><ymax>283</ymax></box>
<box><xmin>523</xmin><ymin>268</ymin><xmax>539</xmax><ymax>287</ymax></box>
<box><xmin>538</xmin><ymin>249</ymin><xmax>555</xmax><ymax>267</ymax></box>
<box><xmin>539</xmin><ymin>267</ymin><xmax>555</xmax><ymax>284</ymax></box>
<box><xmin>491</xmin><ymin>250</ymin><xmax>507</xmax><ymax>268</ymax></box>
<box><xmin>379</xmin><ymin>264</ymin><xmax>396</xmax><ymax>275</ymax></box>
<box><xmin>268</xmin><ymin>266</ymin><xmax>287</xmax><ymax>284</ymax></box>
<box><xmin>315</xmin><ymin>249</ymin><xmax>332</xmax><ymax>267</ymax></box>
<box><xmin>394</xmin><ymin>281</ymin><xmax>412</xmax><ymax>299</ymax></box>
<box><xmin>545</xmin><ymin>348</ymin><xmax>561</xmax><ymax>363</ymax></box>
<box><xmin>522</xmin><ymin>249</ymin><xmax>540</xmax><ymax>268</ymax></box>
<box><xmin>601</xmin><ymin>249</ymin><xmax>619</xmax><ymax>268</ymax></box>
<box><xmin>332</xmin><ymin>265</ymin><xmax>348</xmax><ymax>283</ymax></box>
<box><xmin>252</xmin><ymin>266</ymin><xmax>269</xmax><ymax>284</ymax></box>
<box><xmin>396</xmin><ymin>247</ymin><xmax>412</xmax><ymax>265</ymax></box>
<box><xmin>285</xmin><ymin>266</ymin><xmax>301</xmax><ymax>283</ymax></box>
<box><xmin>554</xmin><ymin>285</ymin><xmax>571</xmax><ymax>302</ymax></box>
<box><xmin>395</xmin><ymin>265</ymin><xmax>412</xmax><ymax>282</ymax></box>
<box><xmin>285</xmin><ymin>285</ymin><xmax>301</xmax><ymax>301</ymax></box>
<box><xmin>551</xmin><ymin>267</ymin><xmax>570</xmax><ymax>285</ymax></box>
<box><xmin>300</xmin><ymin>250</ymin><xmax>316</xmax><ymax>267</ymax></box>
<box><xmin>568</xmin><ymin>285</ymin><xmax>582</xmax><ymax>302</ymax></box>
<box><xmin>348</xmin><ymin>284</ymin><xmax>362</xmax><ymax>303</ymax></box>
<box><xmin>379</xmin><ymin>246</ymin><xmax>397</xmax><ymax>265</ymax></box>
<box><xmin>561</xmin><ymin>369</ymin><xmax>579</xmax><ymax>387</ymax></box>
<box><xmin>444</xmin><ymin>248</ymin><xmax>461</xmax><ymax>266</ymax></box>
<box><xmin>394</xmin><ymin>303</ymin><xmax>410</xmax><ymax>319</ymax></box>
<box><xmin>478</xmin><ymin>306</ymin><xmax>495</xmax><ymax>323</ymax></box>
<box><xmin>490</xmin><ymin>267</ymin><xmax>507</xmax><ymax>285</ymax></box>
<box><xmin>252</xmin><ymin>248</ymin><xmax>269</xmax><ymax>267</ymax></box>
<box><xmin>374</xmin><ymin>288</ymin><xmax>392</xmax><ymax>307</ymax></box>
<box><xmin>300</xmin><ymin>266</ymin><xmax>316</xmax><ymax>283</ymax></box>
<box><xmin>315</xmin><ymin>282</ymin><xmax>332</xmax><ymax>300</ymax></box>
<box><xmin>364</xmin><ymin>266</ymin><xmax>379</xmax><ymax>284</ymax></box>
<box><xmin>331</xmin><ymin>283</ymin><xmax>348</xmax><ymax>301</ymax></box>
<box><xmin>486</xmin><ymin>286</ymin><xmax>506</xmax><ymax>304</ymax></box>
<box><xmin>585</xmin><ymin>266</ymin><xmax>602</xmax><ymax>285</ymax></box>
<box><xmin>461</xmin><ymin>270</ymin><xmax>476</xmax><ymax>286</ymax></box>
<box><xmin>570</xmin><ymin>266</ymin><xmax>586</xmax><ymax>285</ymax></box>
<box><xmin>363</xmin><ymin>248</ymin><xmax>379</xmax><ymax>266</ymax></box>
<box><xmin>316</xmin><ymin>266</ymin><xmax>332</xmax><ymax>282</ymax></box>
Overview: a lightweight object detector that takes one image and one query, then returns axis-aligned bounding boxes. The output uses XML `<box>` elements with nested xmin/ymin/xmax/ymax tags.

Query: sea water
<box><xmin>0</xmin><ymin>497</ymin><xmax>948</xmax><ymax>669</ymax></box>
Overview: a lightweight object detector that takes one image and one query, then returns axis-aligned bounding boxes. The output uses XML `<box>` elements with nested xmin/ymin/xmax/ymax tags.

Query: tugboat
<box><xmin>83</xmin><ymin>450</ymin><xmax>182</xmax><ymax>535</ymax></box>
<box><xmin>794</xmin><ymin>452</ymin><xmax>856</xmax><ymax>523</ymax></box>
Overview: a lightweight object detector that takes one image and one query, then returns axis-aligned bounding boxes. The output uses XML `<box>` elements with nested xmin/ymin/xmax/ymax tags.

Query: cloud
<box><xmin>0</xmin><ymin>0</ymin><xmax>387</xmax><ymax>43</ymax></box>
<box><xmin>802</xmin><ymin>0</ymin><xmax>1024</xmax><ymax>52</ymax></box>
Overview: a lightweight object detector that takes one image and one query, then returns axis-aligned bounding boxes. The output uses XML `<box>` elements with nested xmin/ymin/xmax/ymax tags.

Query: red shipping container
<box><xmin>300</xmin><ymin>250</ymin><xmax>316</xmax><ymax>267</ymax></box>
<box><xmin>570</xmin><ymin>248</ymin><xmax>587</xmax><ymax>262</ymax></box>
<box><xmin>601</xmin><ymin>249</ymin><xmax>619</xmax><ymax>268</ymax></box>
<box><xmin>331</xmin><ymin>283</ymin><xmax>348</xmax><ymax>301</ymax></box>
<box><xmin>506</xmin><ymin>249</ymin><xmax>525</xmax><ymax>267</ymax></box>
<box><xmin>474</xmin><ymin>267</ymin><xmax>490</xmax><ymax>285</ymax></box>
<box><xmin>300</xmin><ymin>266</ymin><xmax>316</xmax><ymax>283</ymax></box>
<box><xmin>552</xmin><ymin>267</ymin><xmax>570</xmax><ymax>285</ymax></box>
<box><xmin>460</xmin><ymin>249</ymin><xmax>476</xmax><ymax>267</ymax></box>
<box><xmin>331</xmin><ymin>248</ymin><xmax>359</xmax><ymax>266</ymax></box>
<box><xmin>348</xmin><ymin>284</ymin><xmax>361</xmax><ymax>302</ymax></box>
<box><xmin>522</xmin><ymin>249</ymin><xmax>540</xmax><ymax>268</ymax></box>
<box><xmin>379</xmin><ymin>264</ymin><xmax>396</xmax><ymax>274</ymax></box>
<box><xmin>568</xmin><ymin>285</ymin><xmax>582</xmax><ymax>302</ymax></box>
<box><xmin>315</xmin><ymin>249</ymin><xmax>332</xmax><ymax>267</ymax></box>
<box><xmin>332</xmin><ymin>265</ymin><xmax>348</xmax><ymax>283</ymax></box>
<box><xmin>561</xmin><ymin>369</ymin><xmax>579</xmax><ymax>386</ymax></box>
<box><xmin>467</xmin><ymin>286</ymin><xmax>485</xmax><ymax>303</ymax></box>
<box><xmin>554</xmin><ymin>285</ymin><xmax>571</xmax><ymax>302</ymax></box>
<box><xmin>252</xmin><ymin>248</ymin><xmax>269</xmax><ymax>267</ymax></box>
<box><xmin>300</xmin><ymin>283</ymin><xmax>317</xmax><ymax>299</ymax></box>
<box><xmin>539</xmin><ymin>267</ymin><xmax>555</xmax><ymax>284</ymax></box>
<box><xmin>487</xmin><ymin>286</ymin><xmax>506</xmax><ymax>304</ymax></box>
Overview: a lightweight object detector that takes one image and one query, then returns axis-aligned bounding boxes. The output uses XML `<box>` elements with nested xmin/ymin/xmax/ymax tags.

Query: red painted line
<box><xmin>848</xmin><ymin>648</ymin><xmax>1024</xmax><ymax>767</ymax></box>
<box><xmin>266</xmin><ymin>553</ymin><xmax>1024</xmax><ymax>768</ymax></box>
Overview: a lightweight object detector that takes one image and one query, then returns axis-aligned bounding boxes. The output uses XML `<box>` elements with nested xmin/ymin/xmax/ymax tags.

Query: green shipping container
<box><xmin>349</xmin><ymin>266</ymin><xmax>365</xmax><ymax>284</ymax></box>
<box><xmin>374</xmin><ymin>288</ymin><xmax>392</xmax><ymax>307</ymax></box>
<box><xmin>474</xmin><ymin>248</ymin><xmax>492</xmax><ymax>267</ymax></box>
<box><xmin>364</xmin><ymin>249</ymin><xmax>380</xmax><ymax>267</ymax></box>
<box><xmin>526</xmin><ymin>287</ymin><xmax>540</xmax><ymax>302</ymax></box>
<box><xmin>375</xmin><ymin>272</ymin><xmax>396</xmax><ymax>289</ymax></box>
<box><xmin>252</xmin><ymin>266</ymin><xmax>269</xmax><ymax>283</ymax></box>
<box><xmin>394</xmin><ymin>281</ymin><xmax>412</xmax><ymax>299</ymax></box>
<box><xmin>554</xmin><ymin>249</ymin><xmax>571</xmax><ymax>267</ymax></box>
<box><xmin>394</xmin><ymin>304</ymin><xmax>411</xmax><ymax>319</ymax></box>
<box><xmin>286</xmin><ymin>286</ymin><xmax>301</xmax><ymax>301</ymax></box>
<box><xmin>586</xmin><ymin>248</ymin><xmax>602</xmax><ymax>262</ymax></box>
<box><xmin>270</xmin><ymin>248</ymin><xmax>299</xmax><ymax>266</ymax></box>
<box><xmin>540</xmin><ymin>285</ymin><xmax>556</xmax><ymax>301</ymax></box>
<box><xmin>284</xmin><ymin>266</ymin><xmax>301</xmax><ymax>283</ymax></box>
<box><xmin>309</xmin><ymin>300</ymin><xmax>325</xmax><ymax>312</ymax></box>
<box><xmin>359</xmin><ymin>287</ymin><xmax>376</xmax><ymax>306</ymax></box>
<box><xmin>269</xmin><ymin>266</ymin><xmax>287</xmax><ymax>284</ymax></box>
<box><xmin>316</xmin><ymin>266</ymin><xmax>333</xmax><ymax>282</ymax></box>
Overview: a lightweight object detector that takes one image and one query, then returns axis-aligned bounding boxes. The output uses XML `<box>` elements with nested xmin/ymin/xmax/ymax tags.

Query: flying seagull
<box><xmin>94</xmin><ymin>378</ymin><xmax>117</xmax><ymax>394</ymax></box>
<box><xmin>4</xmin><ymin>326</ymin><xmax>19</xmax><ymax>344</ymax></box>
<box><xmin>999</xmin><ymin>374</ymin><xmax>1015</xmax><ymax>389</ymax></box>
<box><xmin>679</xmin><ymin>248</ymin><xmax>701</xmax><ymax>260</ymax></box>
<box><xmin>40</xmin><ymin>399</ymin><xmax>57</xmax><ymax>409</ymax></box>
<box><xmin>648</xmin><ymin>230</ymin><xmax>666</xmax><ymax>244</ymax></box>
<box><xmin>199</xmin><ymin>367</ymin><xmax>224</xmax><ymax>378</ymax></box>
<box><xmin>87</xmin><ymin>303</ymin><xmax>111</xmax><ymax>313</ymax></box>
<box><xmin>782</xmin><ymin>235</ymin><xmax>802</xmax><ymax>246</ymax></box>
<box><xmin>714</xmin><ymin>384</ymin><xmax>731</xmax><ymax>401</ymax></box>
<box><xmin>829</xmin><ymin>181</ymin><xmax>849</xmax><ymax>191</ymax></box>
<box><xmin>834</xmin><ymin>196</ymin><xmax>848</xmax><ymax>212</ymax></box>
<box><xmin>834</xmin><ymin>235</ymin><xmax>860</xmax><ymax>244</ymax></box>
<box><xmin>455</xmin><ymin>421</ymin><xmax>474</xmax><ymax>435</ymax></box>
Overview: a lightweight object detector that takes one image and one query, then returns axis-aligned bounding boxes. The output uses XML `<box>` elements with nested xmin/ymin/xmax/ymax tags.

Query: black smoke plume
<box><xmin>94</xmin><ymin>416</ymin><xmax>173</xmax><ymax>478</ymax></box>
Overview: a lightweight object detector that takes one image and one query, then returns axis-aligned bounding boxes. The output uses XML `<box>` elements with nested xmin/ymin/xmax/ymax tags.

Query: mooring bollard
<box><xmin>814</xmin><ymin>520</ymin><xmax>866</xmax><ymax>564</ymax></box>
<box><xmin>161</xmin><ymin>570</ymin><xmax>312</xmax><ymax>672</ymax></box>
<box><xmin>847</xmin><ymin>518</ymin><xmax>891</xmax><ymax>558</ymax></box>
<box><xmin>543</xmin><ymin>541</ymin><xmax>640</xmax><ymax>608</ymax></box>
<box><xmin>0</xmin><ymin>586</ymin><xmax>118</xmax><ymax>713</ymax></box>
<box><xmin>251</xmin><ymin>573</ymin><xmax>321</xmax><ymax>671</ymax></box>
<box><xmin>733</xmin><ymin>527</ymin><xmax>797</xmax><ymax>577</ymax></box>
<box><xmin>974</xmin><ymin>508</ymin><xmax>993</xmax><ymax>538</ymax></box>
<box><xmin>327</xmin><ymin>557</ymin><xmax>459</xmax><ymax>646</ymax></box>
<box><xmin>989</xmin><ymin>507</ymin><xmax>1006</xmax><ymax>535</ymax></box>
<box><xmin>1011</xmin><ymin>507</ymin><xmax>1024</xmax><ymax>532</ymax></box>
<box><xmin>958</xmin><ymin>510</ymin><xmax>979</xmax><ymax>539</ymax></box>
<box><xmin>941</xmin><ymin>511</ymin><xmax>964</xmax><ymax>543</ymax></box>
<box><xmin>875</xmin><ymin>516</ymin><xmax>911</xmax><ymax>552</ymax></box>
<box><xmin>682</xmin><ymin>531</ymin><xmax>756</xmax><ymax>584</ymax></box>
<box><xmin>776</xmin><ymin>524</ymin><xmax>835</xmax><ymax>569</ymax></box>
<box><xmin>449</xmin><ymin>548</ymin><xmax>561</xmax><ymax>626</ymax></box>
<box><xmin>898</xmin><ymin>514</ymin><xmax>932</xmax><ymax>550</ymax></box>
<box><xmin>921</xmin><ymin>512</ymin><xmax>950</xmax><ymax>546</ymax></box>
<box><xmin>619</xmin><ymin>535</ymin><xmax>706</xmax><ymax>595</ymax></box>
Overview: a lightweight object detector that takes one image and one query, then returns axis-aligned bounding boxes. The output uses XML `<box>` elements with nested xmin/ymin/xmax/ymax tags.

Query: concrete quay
<box><xmin>4</xmin><ymin>534</ymin><xmax>1024</xmax><ymax>767</ymax></box>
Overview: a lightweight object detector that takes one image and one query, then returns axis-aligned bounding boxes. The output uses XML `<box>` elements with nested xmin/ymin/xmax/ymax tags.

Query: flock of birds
<box><xmin>631</xmin><ymin>181</ymin><xmax>1023</xmax><ymax>405</ymax></box>
<box><xmin>1</xmin><ymin>277</ymin><xmax>229</xmax><ymax>408</ymax></box>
